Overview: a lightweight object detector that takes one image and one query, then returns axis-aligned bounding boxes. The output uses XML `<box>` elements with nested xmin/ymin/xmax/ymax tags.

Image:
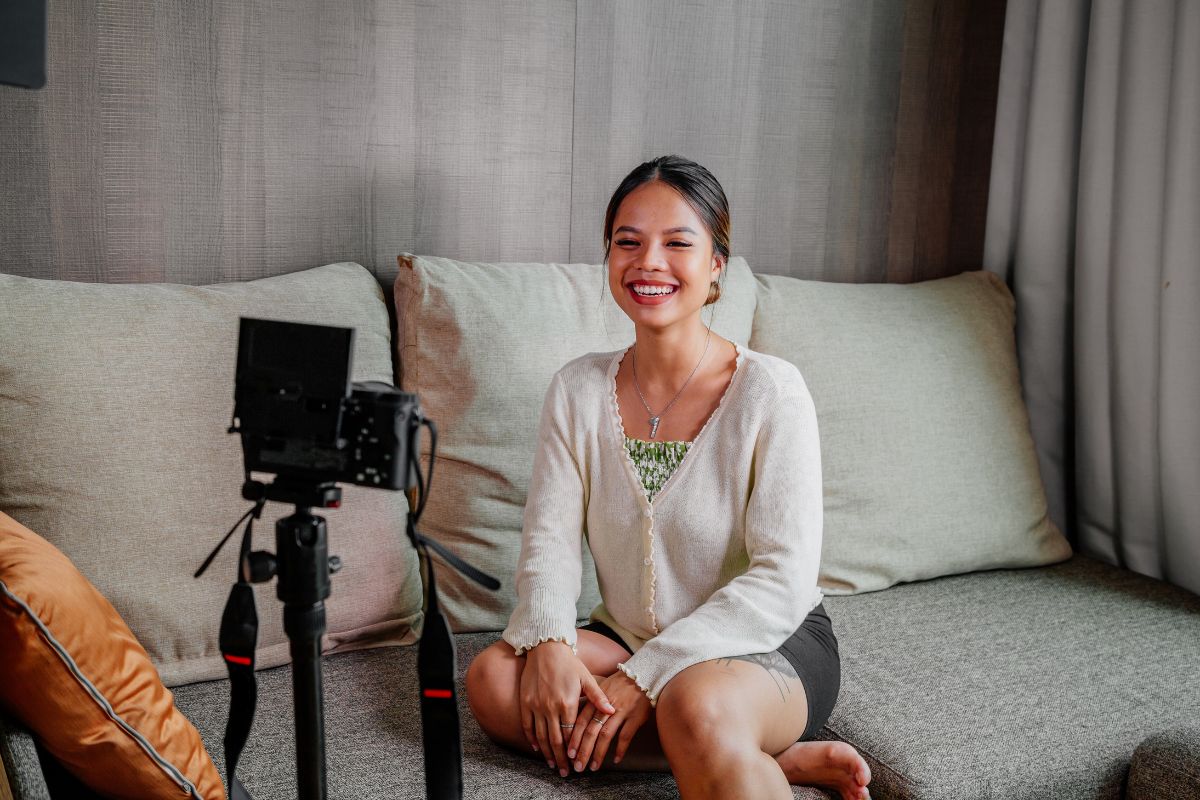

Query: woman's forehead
<box><xmin>614</xmin><ymin>181</ymin><xmax>705</xmax><ymax>231</ymax></box>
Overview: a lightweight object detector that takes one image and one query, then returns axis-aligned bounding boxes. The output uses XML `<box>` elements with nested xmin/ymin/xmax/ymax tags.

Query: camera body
<box><xmin>232</xmin><ymin>317</ymin><xmax>420</xmax><ymax>491</ymax></box>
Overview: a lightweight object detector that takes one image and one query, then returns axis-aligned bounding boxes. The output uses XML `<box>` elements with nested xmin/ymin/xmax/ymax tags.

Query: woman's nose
<box><xmin>638</xmin><ymin>242</ymin><xmax>669</xmax><ymax>269</ymax></box>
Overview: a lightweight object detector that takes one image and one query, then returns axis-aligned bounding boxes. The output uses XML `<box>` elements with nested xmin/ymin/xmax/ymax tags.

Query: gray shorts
<box><xmin>580</xmin><ymin>601</ymin><xmax>840</xmax><ymax>741</ymax></box>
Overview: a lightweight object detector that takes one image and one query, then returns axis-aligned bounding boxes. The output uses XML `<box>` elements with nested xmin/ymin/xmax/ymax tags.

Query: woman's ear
<box><xmin>711</xmin><ymin>255</ymin><xmax>725</xmax><ymax>281</ymax></box>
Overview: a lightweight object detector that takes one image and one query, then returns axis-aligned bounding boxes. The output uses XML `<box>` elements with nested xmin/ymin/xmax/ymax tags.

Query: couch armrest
<box><xmin>1127</xmin><ymin>725</ymin><xmax>1200</xmax><ymax>799</ymax></box>
<box><xmin>0</xmin><ymin>715</ymin><xmax>49</xmax><ymax>800</ymax></box>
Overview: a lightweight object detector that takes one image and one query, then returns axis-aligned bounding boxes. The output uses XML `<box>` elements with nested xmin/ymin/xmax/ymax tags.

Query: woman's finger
<box><xmin>534</xmin><ymin>714</ymin><xmax>554</xmax><ymax>770</ymax></box>
<box><xmin>573</xmin><ymin>710</ymin><xmax>604</xmax><ymax>772</ymax></box>
<box><xmin>548</xmin><ymin>705</ymin><xmax>572</xmax><ymax>776</ymax></box>
<box><xmin>567</xmin><ymin>700</ymin><xmax>593</xmax><ymax>761</ymax></box>
<box><xmin>613</xmin><ymin>720</ymin><xmax>639</xmax><ymax>765</ymax></box>
<box><xmin>521</xmin><ymin>702</ymin><xmax>537</xmax><ymax>753</ymax></box>
<box><xmin>579</xmin><ymin>672</ymin><xmax>617</xmax><ymax>716</ymax></box>
<box><xmin>587</xmin><ymin>712</ymin><xmax>621</xmax><ymax>771</ymax></box>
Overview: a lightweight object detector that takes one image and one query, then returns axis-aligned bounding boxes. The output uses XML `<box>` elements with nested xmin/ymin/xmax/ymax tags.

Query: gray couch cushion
<box><xmin>1127</xmin><ymin>726</ymin><xmax>1200</xmax><ymax>799</ymax></box>
<box><xmin>750</xmin><ymin>269</ymin><xmax>1072</xmax><ymax>597</ymax></box>
<box><xmin>0</xmin><ymin>263</ymin><xmax>423</xmax><ymax>687</ymax></box>
<box><xmin>821</xmin><ymin>553</ymin><xmax>1200</xmax><ymax>799</ymax></box>
<box><xmin>162</xmin><ymin>553</ymin><xmax>1200</xmax><ymax>799</ymax></box>
<box><xmin>0</xmin><ymin>715</ymin><xmax>48</xmax><ymax>800</ymax></box>
<box><xmin>171</xmin><ymin>636</ymin><xmax>830</xmax><ymax>799</ymax></box>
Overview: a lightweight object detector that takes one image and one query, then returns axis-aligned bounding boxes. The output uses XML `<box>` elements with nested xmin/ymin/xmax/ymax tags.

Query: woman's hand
<box><xmin>519</xmin><ymin>641</ymin><xmax>616</xmax><ymax>776</ymax></box>
<box><xmin>567</xmin><ymin>670</ymin><xmax>652</xmax><ymax>773</ymax></box>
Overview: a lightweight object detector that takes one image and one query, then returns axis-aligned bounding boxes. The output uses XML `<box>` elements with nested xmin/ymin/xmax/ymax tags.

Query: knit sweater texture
<box><xmin>501</xmin><ymin>341</ymin><xmax>825</xmax><ymax>705</ymax></box>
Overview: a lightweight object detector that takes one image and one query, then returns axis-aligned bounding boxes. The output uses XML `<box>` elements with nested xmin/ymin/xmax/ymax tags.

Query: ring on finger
<box><xmin>560</xmin><ymin>723</ymin><xmax>575</xmax><ymax>729</ymax></box>
<box><xmin>589</xmin><ymin>715</ymin><xmax>608</xmax><ymax>727</ymax></box>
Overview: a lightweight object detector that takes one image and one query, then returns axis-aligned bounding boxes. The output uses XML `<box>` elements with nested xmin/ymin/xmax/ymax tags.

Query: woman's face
<box><xmin>607</xmin><ymin>180</ymin><xmax>722</xmax><ymax>332</ymax></box>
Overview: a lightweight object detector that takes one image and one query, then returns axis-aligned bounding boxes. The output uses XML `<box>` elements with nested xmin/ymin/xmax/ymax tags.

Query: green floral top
<box><xmin>623</xmin><ymin>436</ymin><xmax>693</xmax><ymax>501</ymax></box>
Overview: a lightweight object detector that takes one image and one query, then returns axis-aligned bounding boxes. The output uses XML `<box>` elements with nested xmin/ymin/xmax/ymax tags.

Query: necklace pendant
<box><xmin>648</xmin><ymin>416</ymin><xmax>661</xmax><ymax>439</ymax></box>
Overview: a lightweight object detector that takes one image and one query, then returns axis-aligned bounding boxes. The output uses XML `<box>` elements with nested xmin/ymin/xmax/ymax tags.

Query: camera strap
<box><xmin>414</xmin><ymin>536</ymin><xmax>462</xmax><ymax>800</ymax></box>
<box><xmin>196</xmin><ymin>497</ymin><xmax>265</xmax><ymax>800</ymax></box>
<box><xmin>403</xmin><ymin>417</ymin><xmax>501</xmax><ymax>800</ymax></box>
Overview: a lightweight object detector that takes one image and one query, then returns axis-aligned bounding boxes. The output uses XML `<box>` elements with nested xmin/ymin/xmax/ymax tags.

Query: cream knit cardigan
<box><xmin>501</xmin><ymin>342</ymin><xmax>825</xmax><ymax>705</ymax></box>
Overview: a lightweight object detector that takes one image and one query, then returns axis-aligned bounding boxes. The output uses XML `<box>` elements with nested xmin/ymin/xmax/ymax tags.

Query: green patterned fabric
<box><xmin>624</xmin><ymin>436</ymin><xmax>692</xmax><ymax>501</ymax></box>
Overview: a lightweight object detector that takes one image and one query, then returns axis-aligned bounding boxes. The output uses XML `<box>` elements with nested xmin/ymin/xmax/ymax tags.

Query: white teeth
<box><xmin>632</xmin><ymin>284</ymin><xmax>676</xmax><ymax>296</ymax></box>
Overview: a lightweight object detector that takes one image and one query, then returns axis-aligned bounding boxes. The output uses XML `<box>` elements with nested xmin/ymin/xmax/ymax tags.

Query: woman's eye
<box><xmin>668</xmin><ymin>241</ymin><xmax>692</xmax><ymax>248</ymax></box>
<box><xmin>615</xmin><ymin>239</ymin><xmax>638</xmax><ymax>247</ymax></box>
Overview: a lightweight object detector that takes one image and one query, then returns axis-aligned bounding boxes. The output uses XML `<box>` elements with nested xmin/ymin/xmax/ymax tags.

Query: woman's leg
<box><xmin>654</xmin><ymin>656</ymin><xmax>870</xmax><ymax>800</ymax></box>
<box><xmin>466</xmin><ymin>635</ymin><xmax>869</xmax><ymax>797</ymax></box>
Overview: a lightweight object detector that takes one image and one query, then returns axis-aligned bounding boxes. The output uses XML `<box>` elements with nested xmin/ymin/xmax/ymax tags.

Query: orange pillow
<box><xmin>0</xmin><ymin>511</ymin><xmax>225</xmax><ymax>799</ymax></box>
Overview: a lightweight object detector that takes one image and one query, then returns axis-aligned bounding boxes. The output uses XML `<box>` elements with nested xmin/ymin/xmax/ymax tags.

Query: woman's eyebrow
<box><xmin>614</xmin><ymin>225</ymin><xmax>698</xmax><ymax>235</ymax></box>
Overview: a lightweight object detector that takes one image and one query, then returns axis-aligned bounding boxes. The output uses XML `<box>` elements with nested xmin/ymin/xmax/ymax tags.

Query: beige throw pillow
<box><xmin>394</xmin><ymin>254</ymin><xmax>758</xmax><ymax>631</ymax></box>
<box><xmin>0</xmin><ymin>263</ymin><xmax>424</xmax><ymax>686</ymax></box>
<box><xmin>749</xmin><ymin>269</ymin><xmax>1072</xmax><ymax>594</ymax></box>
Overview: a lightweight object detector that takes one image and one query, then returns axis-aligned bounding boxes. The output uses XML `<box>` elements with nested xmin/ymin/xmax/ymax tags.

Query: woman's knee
<box><xmin>464</xmin><ymin>642</ymin><xmax>520</xmax><ymax>733</ymax></box>
<box><xmin>656</xmin><ymin>677</ymin><xmax>750</xmax><ymax>752</ymax></box>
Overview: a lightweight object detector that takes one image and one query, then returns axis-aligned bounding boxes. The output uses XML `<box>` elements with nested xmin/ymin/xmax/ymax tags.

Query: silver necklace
<box><xmin>631</xmin><ymin>325</ymin><xmax>713</xmax><ymax>439</ymax></box>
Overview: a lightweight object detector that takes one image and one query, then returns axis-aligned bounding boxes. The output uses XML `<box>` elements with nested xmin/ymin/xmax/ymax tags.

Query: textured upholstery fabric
<box><xmin>169</xmin><ymin>636</ymin><xmax>829</xmax><ymax>800</ymax></box>
<box><xmin>8</xmin><ymin>553</ymin><xmax>1199</xmax><ymax>798</ymax></box>
<box><xmin>0</xmin><ymin>263</ymin><xmax>423</xmax><ymax>686</ymax></box>
<box><xmin>393</xmin><ymin>254</ymin><xmax>757</xmax><ymax>631</ymax></box>
<box><xmin>823</xmin><ymin>553</ymin><xmax>1200</xmax><ymax>798</ymax></box>
<box><xmin>1127</xmin><ymin>726</ymin><xmax>1200</xmax><ymax>799</ymax></box>
<box><xmin>159</xmin><ymin>552</ymin><xmax>1199</xmax><ymax>799</ymax></box>
<box><xmin>0</xmin><ymin>716</ymin><xmax>49</xmax><ymax>800</ymax></box>
<box><xmin>750</xmin><ymin>269</ymin><xmax>1073</xmax><ymax>595</ymax></box>
<box><xmin>0</xmin><ymin>512</ymin><xmax>223</xmax><ymax>799</ymax></box>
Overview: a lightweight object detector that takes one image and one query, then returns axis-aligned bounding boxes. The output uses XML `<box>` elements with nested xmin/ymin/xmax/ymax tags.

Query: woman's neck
<box><xmin>631</xmin><ymin>322</ymin><xmax>719</xmax><ymax>389</ymax></box>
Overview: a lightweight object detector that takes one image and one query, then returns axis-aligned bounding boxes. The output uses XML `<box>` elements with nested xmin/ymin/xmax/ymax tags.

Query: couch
<box><xmin>1</xmin><ymin>257</ymin><xmax>1198</xmax><ymax>800</ymax></box>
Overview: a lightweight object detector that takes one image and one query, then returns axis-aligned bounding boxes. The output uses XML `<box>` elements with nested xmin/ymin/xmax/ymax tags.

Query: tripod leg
<box><xmin>286</xmin><ymin>603</ymin><xmax>327</xmax><ymax>800</ymax></box>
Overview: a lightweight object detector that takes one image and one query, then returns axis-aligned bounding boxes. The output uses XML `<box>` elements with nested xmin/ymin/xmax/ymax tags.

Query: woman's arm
<box><xmin>617</xmin><ymin>372</ymin><xmax>824</xmax><ymax>704</ymax></box>
<box><xmin>501</xmin><ymin>370</ymin><xmax>588</xmax><ymax>655</ymax></box>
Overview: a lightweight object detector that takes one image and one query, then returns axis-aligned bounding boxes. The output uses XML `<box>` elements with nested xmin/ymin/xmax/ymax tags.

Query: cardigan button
<box><xmin>643</xmin><ymin>558</ymin><xmax>651</xmax><ymax>566</ymax></box>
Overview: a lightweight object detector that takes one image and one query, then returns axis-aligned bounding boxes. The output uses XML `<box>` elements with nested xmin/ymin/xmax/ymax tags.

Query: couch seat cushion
<box><xmin>169</xmin><ymin>553</ymin><xmax>1200</xmax><ymax>799</ymax></box>
<box><xmin>819</xmin><ymin>553</ymin><xmax>1200</xmax><ymax>799</ymax></box>
<box><xmin>172</xmin><ymin>633</ymin><xmax>831</xmax><ymax>799</ymax></box>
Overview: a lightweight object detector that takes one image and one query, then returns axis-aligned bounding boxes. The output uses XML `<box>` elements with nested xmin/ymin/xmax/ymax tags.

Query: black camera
<box><xmin>231</xmin><ymin>317</ymin><xmax>419</xmax><ymax>490</ymax></box>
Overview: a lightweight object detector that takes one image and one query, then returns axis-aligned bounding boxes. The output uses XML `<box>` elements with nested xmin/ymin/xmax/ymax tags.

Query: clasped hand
<box><xmin>519</xmin><ymin>641</ymin><xmax>652</xmax><ymax>776</ymax></box>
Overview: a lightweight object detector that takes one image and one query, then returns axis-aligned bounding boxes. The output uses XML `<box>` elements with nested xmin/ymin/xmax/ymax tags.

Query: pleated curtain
<box><xmin>984</xmin><ymin>0</ymin><xmax>1200</xmax><ymax>595</ymax></box>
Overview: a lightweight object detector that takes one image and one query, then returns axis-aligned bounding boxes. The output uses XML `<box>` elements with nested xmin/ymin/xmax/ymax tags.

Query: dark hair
<box><xmin>603</xmin><ymin>155</ymin><xmax>731</xmax><ymax>305</ymax></box>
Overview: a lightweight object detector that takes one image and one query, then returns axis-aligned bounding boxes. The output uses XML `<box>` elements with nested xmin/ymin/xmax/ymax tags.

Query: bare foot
<box><xmin>774</xmin><ymin>741</ymin><xmax>872</xmax><ymax>800</ymax></box>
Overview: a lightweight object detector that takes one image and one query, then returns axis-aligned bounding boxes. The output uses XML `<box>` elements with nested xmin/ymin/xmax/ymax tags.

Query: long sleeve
<box><xmin>617</xmin><ymin>373</ymin><xmax>824</xmax><ymax>703</ymax></box>
<box><xmin>501</xmin><ymin>370</ymin><xmax>587</xmax><ymax>656</ymax></box>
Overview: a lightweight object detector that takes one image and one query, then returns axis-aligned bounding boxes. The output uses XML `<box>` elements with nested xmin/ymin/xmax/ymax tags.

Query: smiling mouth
<box><xmin>628</xmin><ymin>284</ymin><xmax>678</xmax><ymax>297</ymax></box>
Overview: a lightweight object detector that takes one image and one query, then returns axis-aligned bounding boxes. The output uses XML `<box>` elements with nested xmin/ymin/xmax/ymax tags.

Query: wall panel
<box><xmin>373</xmin><ymin>0</ymin><xmax>575</xmax><ymax>288</ymax></box>
<box><xmin>0</xmin><ymin>0</ymin><xmax>576</xmax><ymax>285</ymax></box>
<box><xmin>570</xmin><ymin>0</ymin><xmax>907</xmax><ymax>279</ymax></box>
<box><xmin>0</xmin><ymin>1</ymin><xmax>1001</xmax><ymax>285</ymax></box>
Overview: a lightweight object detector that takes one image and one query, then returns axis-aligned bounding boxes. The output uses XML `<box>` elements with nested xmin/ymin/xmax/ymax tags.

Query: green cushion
<box><xmin>749</xmin><ymin>269</ymin><xmax>1072</xmax><ymax>594</ymax></box>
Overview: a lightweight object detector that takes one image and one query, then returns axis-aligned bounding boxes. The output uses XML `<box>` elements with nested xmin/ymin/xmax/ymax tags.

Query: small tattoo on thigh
<box><xmin>716</xmin><ymin>651</ymin><xmax>799</xmax><ymax>702</ymax></box>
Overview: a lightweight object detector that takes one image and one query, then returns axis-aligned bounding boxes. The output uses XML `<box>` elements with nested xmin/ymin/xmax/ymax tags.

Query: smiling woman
<box><xmin>465</xmin><ymin>156</ymin><xmax>873</xmax><ymax>800</ymax></box>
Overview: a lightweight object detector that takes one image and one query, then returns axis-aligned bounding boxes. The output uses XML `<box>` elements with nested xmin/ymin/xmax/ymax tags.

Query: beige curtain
<box><xmin>984</xmin><ymin>0</ymin><xmax>1200</xmax><ymax>595</ymax></box>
